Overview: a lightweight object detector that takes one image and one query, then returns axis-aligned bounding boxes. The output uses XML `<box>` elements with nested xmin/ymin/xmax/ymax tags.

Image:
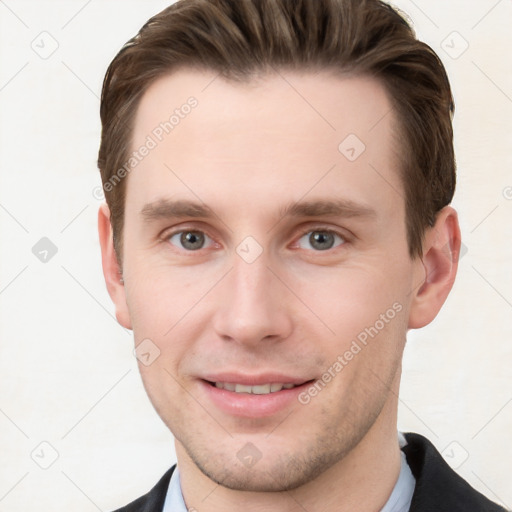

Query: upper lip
<box><xmin>201</xmin><ymin>372</ymin><xmax>314</xmax><ymax>386</ymax></box>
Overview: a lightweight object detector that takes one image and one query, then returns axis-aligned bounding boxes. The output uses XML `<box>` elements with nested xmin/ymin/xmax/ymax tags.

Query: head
<box><xmin>98</xmin><ymin>0</ymin><xmax>461</xmax><ymax>494</ymax></box>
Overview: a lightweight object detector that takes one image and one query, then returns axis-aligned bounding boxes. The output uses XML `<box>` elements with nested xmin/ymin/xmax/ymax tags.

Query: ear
<box><xmin>98</xmin><ymin>203</ymin><xmax>132</xmax><ymax>330</ymax></box>
<box><xmin>408</xmin><ymin>206</ymin><xmax>461</xmax><ymax>329</ymax></box>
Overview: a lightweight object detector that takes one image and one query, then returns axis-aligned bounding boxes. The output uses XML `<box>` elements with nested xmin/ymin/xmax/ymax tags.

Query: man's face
<box><xmin>117</xmin><ymin>69</ymin><xmax>424</xmax><ymax>491</ymax></box>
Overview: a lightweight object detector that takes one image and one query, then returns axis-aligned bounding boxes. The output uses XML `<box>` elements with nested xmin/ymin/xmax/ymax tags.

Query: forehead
<box><xmin>128</xmin><ymin>68</ymin><xmax>403</xmax><ymax>220</ymax></box>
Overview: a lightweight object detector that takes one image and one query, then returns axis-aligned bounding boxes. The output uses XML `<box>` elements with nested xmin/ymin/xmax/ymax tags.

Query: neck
<box><xmin>177</xmin><ymin>374</ymin><xmax>402</xmax><ymax>512</ymax></box>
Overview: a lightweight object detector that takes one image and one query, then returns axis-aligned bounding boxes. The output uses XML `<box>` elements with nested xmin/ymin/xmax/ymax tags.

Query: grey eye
<box><xmin>297</xmin><ymin>230</ymin><xmax>345</xmax><ymax>251</ymax></box>
<box><xmin>169</xmin><ymin>231</ymin><xmax>211</xmax><ymax>250</ymax></box>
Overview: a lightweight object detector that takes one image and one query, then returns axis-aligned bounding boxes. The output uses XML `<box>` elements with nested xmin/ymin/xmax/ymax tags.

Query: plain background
<box><xmin>0</xmin><ymin>0</ymin><xmax>511</xmax><ymax>510</ymax></box>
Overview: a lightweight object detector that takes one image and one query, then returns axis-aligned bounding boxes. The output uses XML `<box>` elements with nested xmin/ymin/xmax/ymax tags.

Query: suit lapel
<box><xmin>403</xmin><ymin>432</ymin><xmax>506</xmax><ymax>512</ymax></box>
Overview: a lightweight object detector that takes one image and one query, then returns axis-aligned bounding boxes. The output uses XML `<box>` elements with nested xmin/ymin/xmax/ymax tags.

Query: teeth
<box><xmin>214</xmin><ymin>382</ymin><xmax>299</xmax><ymax>394</ymax></box>
<box><xmin>235</xmin><ymin>384</ymin><xmax>253</xmax><ymax>393</ymax></box>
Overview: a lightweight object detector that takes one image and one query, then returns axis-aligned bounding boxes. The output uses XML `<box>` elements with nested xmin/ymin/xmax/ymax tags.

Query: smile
<box><xmin>209</xmin><ymin>382</ymin><xmax>300</xmax><ymax>394</ymax></box>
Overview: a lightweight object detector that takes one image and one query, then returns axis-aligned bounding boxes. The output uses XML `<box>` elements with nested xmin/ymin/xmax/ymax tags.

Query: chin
<box><xmin>196</xmin><ymin>461</ymin><xmax>315</xmax><ymax>492</ymax></box>
<box><xmin>186</xmin><ymin>440</ymin><xmax>353</xmax><ymax>493</ymax></box>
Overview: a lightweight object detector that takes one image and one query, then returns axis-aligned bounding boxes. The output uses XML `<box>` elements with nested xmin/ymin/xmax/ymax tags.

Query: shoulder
<box><xmin>111</xmin><ymin>465</ymin><xmax>176</xmax><ymax>512</ymax></box>
<box><xmin>403</xmin><ymin>433</ymin><xmax>507</xmax><ymax>512</ymax></box>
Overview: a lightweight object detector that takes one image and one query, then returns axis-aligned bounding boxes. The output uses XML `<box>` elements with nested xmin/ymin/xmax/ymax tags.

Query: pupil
<box><xmin>310</xmin><ymin>231</ymin><xmax>334</xmax><ymax>250</ymax></box>
<box><xmin>181</xmin><ymin>231</ymin><xmax>204</xmax><ymax>250</ymax></box>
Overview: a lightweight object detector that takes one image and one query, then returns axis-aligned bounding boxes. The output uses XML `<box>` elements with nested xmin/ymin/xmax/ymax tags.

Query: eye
<box><xmin>296</xmin><ymin>230</ymin><xmax>346</xmax><ymax>251</ymax></box>
<box><xmin>167</xmin><ymin>230</ymin><xmax>214</xmax><ymax>251</ymax></box>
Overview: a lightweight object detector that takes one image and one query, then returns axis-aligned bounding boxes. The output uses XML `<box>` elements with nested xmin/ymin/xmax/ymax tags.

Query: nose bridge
<box><xmin>212</xmin><ymin>248</ymin><xmax>292</xmax><ymax>344</ymax></box>
<box><xmin>232</xmin><ymin>250</ymin><xmax>270</xmax><ymax>297</ymax></box>
<box><xmin>228</xmin><ymin>252</ymin><xmax>276</xmax><ymax>323</ymax></box>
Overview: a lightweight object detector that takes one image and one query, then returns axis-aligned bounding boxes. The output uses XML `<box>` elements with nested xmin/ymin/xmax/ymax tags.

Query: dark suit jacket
<box><xmin>113</xmin><ymin>432</ymin><xmax>508</xmax><ymax>511</ymax></box>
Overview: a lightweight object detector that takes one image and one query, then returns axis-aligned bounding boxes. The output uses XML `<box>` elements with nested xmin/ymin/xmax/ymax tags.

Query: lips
<box><xmin>198</xmin><ymin>373</ymin><xmax>316</xmax><ymax>417</ymax></box>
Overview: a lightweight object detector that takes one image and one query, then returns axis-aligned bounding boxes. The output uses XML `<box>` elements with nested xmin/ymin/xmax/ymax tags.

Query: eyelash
<box><xmin>160</xmin><ymin>225</ymin><xmax>349</xmax><ymax>253</ymax></box>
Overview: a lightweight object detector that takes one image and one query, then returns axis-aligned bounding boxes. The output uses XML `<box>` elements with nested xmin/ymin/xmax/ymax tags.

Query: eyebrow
<box><xmin>278</xmin><ymin>198</ymin><xmax>376</xmax><ymax>220</ymax></box>
<box><xmin>141</xmin><ymin>199</ymin><xmax>212</xmax><ymax>221</ymax></box>
<box><xmin>140</xmin><ymin>198</ymin><xmax>377</xmax><ymax>223</ymax></box>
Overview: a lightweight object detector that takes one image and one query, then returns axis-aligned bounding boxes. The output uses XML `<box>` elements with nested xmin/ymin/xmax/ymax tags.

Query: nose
<box><xmin>212</xmin><ymin>253</ymin><xmax>293</xmax><ymax>347</ymax></box>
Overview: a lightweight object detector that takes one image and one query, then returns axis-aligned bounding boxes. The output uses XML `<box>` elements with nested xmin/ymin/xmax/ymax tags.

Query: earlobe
<box><xmin>97</xmin><ymin>204</ymin><xmax>132</xmax><ymax>330</ymax></box>
<box><xmin>408</xmin><ymin>206</ymin><xmax>461</xmax><ymax>329</ymax></box>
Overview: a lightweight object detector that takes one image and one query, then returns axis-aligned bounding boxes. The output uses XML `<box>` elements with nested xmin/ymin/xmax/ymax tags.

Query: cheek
<box><xmin>125</xmin><ymin>261</ymin><xmax>208</xmax><ymax>320</ymax></box>
<box><xmin>291</xmin><ymin>262</ymin><xmax>408</xmax><ymax>338</ymax></box>
<box><xmin>122</xmin><ymin>264</ymin><xmax>218</xmax><ymax>364</ymax></box>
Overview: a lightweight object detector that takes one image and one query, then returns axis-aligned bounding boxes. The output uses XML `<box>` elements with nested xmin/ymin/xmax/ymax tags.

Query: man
<box><xmin>96</xmin><ymin>0</ymin><xmax>506</xmax><ymax>510</ymax></box>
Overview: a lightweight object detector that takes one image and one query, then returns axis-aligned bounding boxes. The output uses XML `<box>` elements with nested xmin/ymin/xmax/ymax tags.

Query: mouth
<box><xmin>204</xmin><ymin>380</ymin><xmax>313</xmax><ymax>395</ymax></box>
<box><xmin>199</xmin><ymin>378</ymin><xmax>316</xmax><ymax>418</ymax></box>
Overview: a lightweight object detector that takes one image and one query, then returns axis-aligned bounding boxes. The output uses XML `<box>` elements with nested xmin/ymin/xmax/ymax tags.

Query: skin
<box><xmin>99</xmin><ymin>68</ymin><xmax>460</xmax><ymax>512</ymax></box>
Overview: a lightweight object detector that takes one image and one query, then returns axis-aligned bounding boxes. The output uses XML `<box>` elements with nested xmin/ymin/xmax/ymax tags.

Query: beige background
<box><xmin>0</xmin><ymin>0</ymin><xmax>511</xmax><ymax>510</ymax></box>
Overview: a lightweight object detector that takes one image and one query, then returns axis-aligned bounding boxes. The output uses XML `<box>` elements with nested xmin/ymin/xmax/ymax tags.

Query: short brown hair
<box><xmin>98</xmin><ymin>0</ymin><xmax>455</xmax><ymax>263</ymax></box>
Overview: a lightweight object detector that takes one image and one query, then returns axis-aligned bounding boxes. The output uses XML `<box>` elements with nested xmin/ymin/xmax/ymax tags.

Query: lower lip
<box><xmin>199</xmin><ymin>380</ymin><xmax>313</xmax><ymax>418</ymax></box>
